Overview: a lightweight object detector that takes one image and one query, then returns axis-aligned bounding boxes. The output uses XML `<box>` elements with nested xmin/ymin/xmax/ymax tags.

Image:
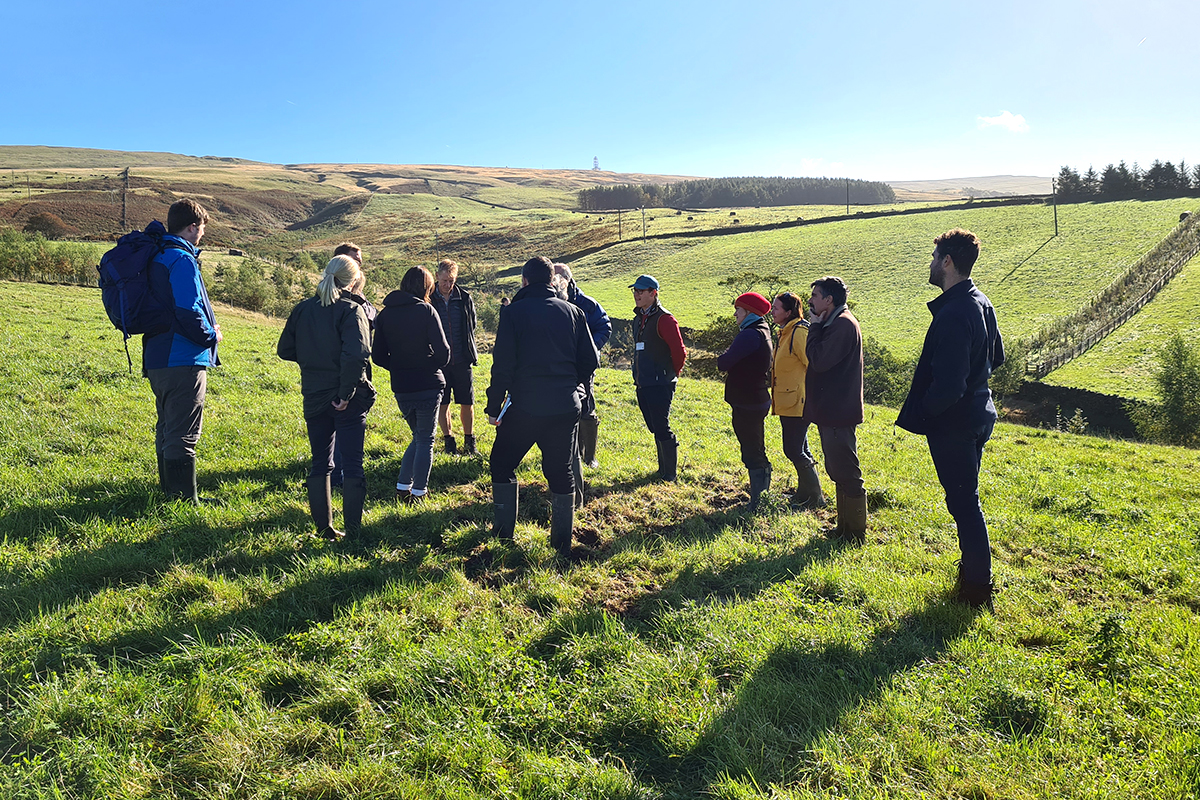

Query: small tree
<box><xmin>1153</xmin><ymin>332</ymin><xmax>1200</xmax><ymax>445</ymax></box>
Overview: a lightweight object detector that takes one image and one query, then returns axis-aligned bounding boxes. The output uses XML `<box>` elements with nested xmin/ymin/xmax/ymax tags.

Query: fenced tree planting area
<box><xmin>1</xmin><ymin>280</ymin><xmax>1198</xmax><ymax>799</ymax></box>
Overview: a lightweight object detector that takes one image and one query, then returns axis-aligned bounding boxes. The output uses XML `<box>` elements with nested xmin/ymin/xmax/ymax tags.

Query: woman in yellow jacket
<box><xmin>770</xmin><ymin>292</ymin><xmax>826</xmax><ymax>509</ymax></box>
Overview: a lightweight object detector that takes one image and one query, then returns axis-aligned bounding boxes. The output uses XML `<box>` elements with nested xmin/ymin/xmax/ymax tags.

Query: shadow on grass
<box><xmin>616</xmin><ymin>591</ymin><xmax>981</xmax><ymax>795</ymax></box>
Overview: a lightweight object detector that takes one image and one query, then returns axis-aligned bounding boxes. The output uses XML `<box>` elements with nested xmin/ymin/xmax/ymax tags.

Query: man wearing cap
<box><xmin>630</xmin><ymin>274</ymin><xmax>687</xmax><ymax>480</ymax></box>
<box><xmin>896</xmin><ymin>228</ymin><xmax>1005</xmax><ymax>609</ymax></box>
<box><xmin>716</xmin><ymin>292</ymin><xmax>775</xmax><ymax>509</ymax></box>
<box><xmin>805</xmin><ymin>275</ymin><xmax>867</xmax><ymax>543</ymax></box>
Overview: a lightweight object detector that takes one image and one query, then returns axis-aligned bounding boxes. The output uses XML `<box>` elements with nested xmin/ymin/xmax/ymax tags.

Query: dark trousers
<box><xmin>927</xmin><ymin>419</ymin><xmax>995</xmax><ymax>586</ymax></box>
<box><xmin>731</xmin><ymin>406</ymin><xmax>770</xmax><ymax>470</ymax></box>
<box><xmin>306</xmin><ymin>393</ymin><xmax>372</xmax><ymax>483</ymax></box>
<box><xmin>147</xmin><ymin>365</ymin><xmax>206</xmax><ymax>461</ymax></box>
<box><xmin>636</xmin><ymin>384</ymin><xmax>676</xmax><ymax>442</ymax></box>
<box><xmin>780</xmin><ymin>416</ymin><xmax>816</xmax><ymax>470</ymax></box>
<box><xmin>490</xmin><ymin>406</ymin><xmax>579</xmax><ymax>495</ymax></box>
<box><xmin>582</xmin><ymin>374</ymin><xmax>598</xmax><ymax>420</ymax></box>
<box><xmin>817</xmin><ymin>424</ymin><xmax>864</xmax><ymax>496</ymax></box>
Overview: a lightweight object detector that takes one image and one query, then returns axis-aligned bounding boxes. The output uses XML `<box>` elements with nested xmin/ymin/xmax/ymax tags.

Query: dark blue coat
<box><xmin>485</xmin><ymin>283</ymin><xmax>599</xmax><ymax>418</ymax></box>
<box><xmin>896</xmin><ymin>279</ymin><xmax>1005</xmax><ymax>435</ymax></box>
<box><xmin>566</xmin><ymin>279</ymin><xmax>612</xmax><ymax>350</ymax></box>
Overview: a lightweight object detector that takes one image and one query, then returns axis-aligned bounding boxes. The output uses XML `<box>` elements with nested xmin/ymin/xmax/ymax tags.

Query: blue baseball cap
<box><xmin>629</xmin><ymin>274</ymin><xmax>660</xmax><ymax>290</ymax></box>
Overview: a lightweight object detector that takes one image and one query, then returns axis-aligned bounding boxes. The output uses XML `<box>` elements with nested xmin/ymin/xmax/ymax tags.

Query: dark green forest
<box><xmin>577</xmin><ymin>176</ymin><xmax>896</xmax><ymax>210</ymax></box>
<box><xmin>1055</xmin><ymin>159</ymin><xmax>1200</xmax><ymax>201</ymax></box>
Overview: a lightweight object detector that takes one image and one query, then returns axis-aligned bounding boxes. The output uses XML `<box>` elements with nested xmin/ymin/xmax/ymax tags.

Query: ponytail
<box><xmin>317</xmin><ymin>255</ymin><xmax>361</xmax><ymax>307</ymax></box>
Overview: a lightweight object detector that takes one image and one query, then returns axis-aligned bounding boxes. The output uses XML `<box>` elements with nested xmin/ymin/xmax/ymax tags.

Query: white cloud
<box><xmin>977</xmin><ymin>111</ymin><xmax>1030</xmax><ymax>133</ymax></box>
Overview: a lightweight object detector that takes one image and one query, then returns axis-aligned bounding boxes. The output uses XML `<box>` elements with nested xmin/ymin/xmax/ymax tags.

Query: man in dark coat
<box><xmin>805</xmin><ymin>275</ymin><xmax>867</xmax><ymax>542</ymax></box>
<box><xmin>431</xmin><ymin>258</ymin><xmax>480</xmax><ymax>455</ymax></box>
<box><xmin>486</xmin><ymin>256</ymin><xmax>600</xmax><ymax>555</ymax></box>
<box><xmin>896</xmin><ymin>228</ymin><xmax>1005</xmax><ymax>609</ymax></box>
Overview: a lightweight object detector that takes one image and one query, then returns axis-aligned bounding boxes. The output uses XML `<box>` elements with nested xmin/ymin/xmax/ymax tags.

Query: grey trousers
<box><xmin>147</xmin><ymin>365</ymin><xmax>206</xmax><ymax>461</ymax></box>
<box><xmin>817</xmin><ymin>424</ymin><xmax>864</xmax><ymax>496</ymax></box>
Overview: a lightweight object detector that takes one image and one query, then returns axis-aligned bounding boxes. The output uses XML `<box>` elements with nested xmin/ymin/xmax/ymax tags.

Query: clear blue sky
<box><xmin>3</xmin><ymin>0</ymin><xmax>1196</xmax><ymax>181</ymax></box>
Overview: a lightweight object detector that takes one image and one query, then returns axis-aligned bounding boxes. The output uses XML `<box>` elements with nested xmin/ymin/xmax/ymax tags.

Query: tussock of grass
<box><xmin>1</xmin><ymin>280</ymin><xmax>1199</xmax><ymax>799</ymax></box>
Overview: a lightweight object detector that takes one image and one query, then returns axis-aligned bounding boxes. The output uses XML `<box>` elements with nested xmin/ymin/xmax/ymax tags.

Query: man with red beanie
<box><xmin>717</xmin><ymin>292</ymin><xmax>775</xmax><ymax>509</ymax></box>
<box><xmin>630</xmin><ymin>274</ymin><xmax>687</xmax><ymax>480</ymax></box>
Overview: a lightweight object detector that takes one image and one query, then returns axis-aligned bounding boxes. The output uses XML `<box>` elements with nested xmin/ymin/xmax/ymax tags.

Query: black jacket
<box><xmin>277</xmin><ymin>294</ymin><xmax>375</xmax><ymax>419</ymax></box>
<box><xmin>431</xmin><ymin>284</ymin><xmax>478</xmax><ymax>366</ymax></box>
<box><xmin>485</xmin><ymin>282</ymin><xmax>599</xmax><ymax>418</ymax></box>
<box><xmin>717</xmin><ymin>315</ymin><xmax>773</xmax><ymax>407</ymax></box>
<box><xmin>896</xmin><ymin>278</ymin><xmax>1005</xmax><ymax>435</ymax></box>
<box><xmin>372</xmin><ymin>291</ymin><xmax>450</xmax><ymax>396</ymax></box>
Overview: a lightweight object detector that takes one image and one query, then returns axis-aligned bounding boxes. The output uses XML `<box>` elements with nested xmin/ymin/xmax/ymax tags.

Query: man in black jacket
<box><xmin>485</xmin><ymin>256</ymin><xmax>600</xmax><ymax>555</ymax></box>
<box><xmin>896</xmin><ymin>228</ymin><xmax>1005</xmax><ymax>610</ymax></box>
<box><xmin>431</xmin><ymin>259</ymin><xmax>480</xmax><ymax>455</ymax></box>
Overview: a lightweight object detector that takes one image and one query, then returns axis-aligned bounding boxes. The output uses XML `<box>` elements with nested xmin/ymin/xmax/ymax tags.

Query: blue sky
<box><xmin>3</xmin><ymin>0</ymin><xmax>1196</xmax><ymax>181</ymax></box>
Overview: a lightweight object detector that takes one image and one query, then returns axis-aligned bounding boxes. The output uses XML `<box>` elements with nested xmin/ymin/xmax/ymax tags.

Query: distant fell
<box><xmin>889</xmin><ymin>175</ymin><xmax>1052</xmax><ymax>201</ymax></box>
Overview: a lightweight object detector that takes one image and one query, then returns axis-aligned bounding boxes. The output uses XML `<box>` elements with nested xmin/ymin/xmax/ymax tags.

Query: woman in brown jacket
<box><xmin>770</xmin><ymin>292</ymin><xmax>825</xmax><ymax>508</ymax></box>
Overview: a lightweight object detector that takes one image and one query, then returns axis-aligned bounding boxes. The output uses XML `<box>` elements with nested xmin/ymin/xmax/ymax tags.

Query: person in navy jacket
<box><xmin>896</xmin><ymin>228</ymin><xmax>1005</xmax><ymax>610</ymax></box>
<box><xmin>143</xmin><ymin>198</ymin><xmax>222</xmax><ymax>505</ymax></box>
<box><xmin>716</xmin><ymin>292</ymin><xmax>775</xmax><ymax>509</ymax></box>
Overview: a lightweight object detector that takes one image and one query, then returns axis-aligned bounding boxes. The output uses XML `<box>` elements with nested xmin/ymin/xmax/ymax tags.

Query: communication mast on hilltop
<box><xmin>592</xmin><ymin>156</ymin><xmax>600</xmax><ymax>171</ymax></box>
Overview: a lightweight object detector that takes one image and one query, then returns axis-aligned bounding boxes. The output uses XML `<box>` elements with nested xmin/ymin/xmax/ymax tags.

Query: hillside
<box><xmin>889</xmin><ymin>175</ymin><xmax>1052</xmax><ymax>201</ymax></box>
<box><xmin>1</xmin><ymin>280</ymin><xmax>1198</xmax><ymax>799</ymax></box>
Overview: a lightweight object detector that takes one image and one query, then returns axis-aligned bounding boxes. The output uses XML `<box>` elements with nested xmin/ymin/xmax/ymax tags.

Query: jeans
<box><xmin>636</xmin><ymin>384</ymin><xmax>676</xmax><ymax>442</ymax></box>
<box><xmin>817</xmin><ymin>424</ymin><xmax>864</xmax><ymax>496</ymax></box>
<box><xmin>396</xmin><ymin>389</ymin><xmax>442</xmax><ymax>494</ymax></box>
<box><xmin>780</xmin><ymin>416</ymin><xmax>816</xmax><ymax>470</ymax></box>
<box><xmin>306</xmin><ymin>391</ymin><xmax>372</xmax><ymax>483</ymax></box>
<box><xmin>927</xmin><ymin>419</ymin><xmax>995</xmax><ymax>586</ymax></box>
<box><xmin>490</xmin><ymin>405</ymin><xmax>579</xmax><ymax>495</ymax></box>
<box><xmin>731</xmin><ymin>405</ymin><xmax>770</xmax><ymax>470</ymax></box>
<box><xmin>147</xmin><ymin>365</ymin><xmax>206</xmax><ymax>461</ymax></box>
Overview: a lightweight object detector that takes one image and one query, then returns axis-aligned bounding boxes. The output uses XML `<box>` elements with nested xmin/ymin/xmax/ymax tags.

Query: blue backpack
<box><xmin>97</xmin><ymin>220</ymin><xmax>185</xmax><ymax>370</ymax></box>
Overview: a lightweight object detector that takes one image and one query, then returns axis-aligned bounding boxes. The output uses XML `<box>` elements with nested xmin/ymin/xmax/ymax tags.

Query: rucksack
<box><xmin>97</xmin><ymin>220</ymin><xmax>185</xmax><ymax>370</ymax></box>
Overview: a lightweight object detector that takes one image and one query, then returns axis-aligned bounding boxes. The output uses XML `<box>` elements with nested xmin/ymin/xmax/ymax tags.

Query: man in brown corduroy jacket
<box><xmin>805</xmin><ymin>276</ymin><xmax>867</xmax><ymax>543</ymax></box>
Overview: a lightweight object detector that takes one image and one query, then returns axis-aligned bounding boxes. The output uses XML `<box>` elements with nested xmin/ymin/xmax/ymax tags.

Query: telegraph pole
<box><xmin>1051</xmin><ymin>178</ymin><xmax>1059</xmax><ymax>237</ymax></box>
<box><xmin>641</xmin><ymin>207</ymin><xmax>647</xmax><ymax>241</ymax></box>
<box><xmin>617</xmin><ymin>208</ymin><xmax>622</xmax><ymax>241</ymax></box>
<box><xmin>845</xmin><ymin>178</ymin><xmax>850</xmax><ymax>215</ymax></box>
<box><xmin>121</xmin><ymin>167</ymin><xmax>130</xmax><ymax>230</ymax></box>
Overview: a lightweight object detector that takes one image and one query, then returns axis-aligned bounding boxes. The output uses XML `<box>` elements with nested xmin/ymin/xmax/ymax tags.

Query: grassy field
<box><xmin>2</xmin><ymin>280</ymin><xmax>1199</xmax><ymax>799</ymax></box>
<box><xmin>574</xmin><ymin>199</ymin><xmax>1200</xmax><ymax>353</ymax></box>
<box><xmin>1043</xmin><ymin>251</ymin><xmax>1200</xmax><ymax>399</ymax></box>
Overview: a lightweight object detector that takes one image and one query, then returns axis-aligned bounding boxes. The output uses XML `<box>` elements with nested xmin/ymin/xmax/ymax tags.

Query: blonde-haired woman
<box><xmin>278</xmin><ymin>255</ymin><xmax>376</xmax><ymax>540</ymax></box>
<box><xmin>771</xmin><ymin>292</ymin><xmax>825</xmax><ymax>509</ymax></box>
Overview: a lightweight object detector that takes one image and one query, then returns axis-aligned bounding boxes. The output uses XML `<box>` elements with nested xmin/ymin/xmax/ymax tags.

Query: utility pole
<box><xmin>1051</xmin><ymin>178</ymin><xmax>1059</xmax><ymax>237</ymax></box>
<box><xmin>26</xmin><ymin>175</ymin><xmax>30</xmax><ymax>200</ymax></box>
<box><xmin>641</xmin><ymin>207</ymin><xmax>647</xmax><ymax>241</ymax></box>
<box><xmin>121</xmin><ymin>167</ymin><xmax>129</xmax><ymax>230</ymax></box>
<box><xmin>617</xmin><ymin>208</ymin><xmax>622</xmax><ymax>241</ymax></box>
<box><xmin>845</xmin><ymin>178</ymin><xmax>850</xmax><ymax>215</ymax></box>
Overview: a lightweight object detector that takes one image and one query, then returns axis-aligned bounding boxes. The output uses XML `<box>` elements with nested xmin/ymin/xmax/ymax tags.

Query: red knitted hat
<box><xmin>734</xmin><ymin>292</ymin><xmax>771</xmax><ymax>316</ymax></box>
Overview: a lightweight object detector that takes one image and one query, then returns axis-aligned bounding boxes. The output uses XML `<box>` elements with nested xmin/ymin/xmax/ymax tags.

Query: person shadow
<box><xmin>610</xmin><ymin>590</ymin><xmax>982</xmax><ymax>793</ymax></box>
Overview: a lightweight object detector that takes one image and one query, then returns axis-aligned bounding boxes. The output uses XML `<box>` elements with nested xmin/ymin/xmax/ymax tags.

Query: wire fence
<box><xmin>1027</xmin><ymin>212</ymin><xmax>1200</xmax><ymax>378</ymax></box>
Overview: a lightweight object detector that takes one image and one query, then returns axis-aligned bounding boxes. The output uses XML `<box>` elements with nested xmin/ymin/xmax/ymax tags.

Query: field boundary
<box><xmin>1028</xmin><ymin>211</ymin><xmax>1200</xmax><ymax>378</ymax></box>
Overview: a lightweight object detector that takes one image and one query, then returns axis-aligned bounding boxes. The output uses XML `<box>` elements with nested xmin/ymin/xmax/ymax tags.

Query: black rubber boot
<box><xmin>342</xmin><ymin>475</ymin><xmax>366</xmax><ymax>537</ymax></box>
<box><xmin>747</xmin><ymin>467</ymin><xmax>771</xmax><ymax>511</ymax></box>
<box><xmin>955</xmin><ymin>563</ymin><xmax>995</xmax><ymax>611</ymax></box>
<box><xmin>550</xmin><ymin>492</ymin><xmax>575</xmax><ymax>557</ymax></box>
<box><xmin>156</xmin><ymin>450</ymin><xmax>167</xmax><ymax>494</ymax></box>
<box><xmin>579</xmin><ymin>417</ymin><xmax>600</xmax><ymax>468</ymax></box>
<box><xmin>462</xmin><ymin>434</ymin><xmax>478</xmax><ymax>456</ymax></box>
<box><xmin>655</xmin><ymin>437</ymin><xmax>678</xmax><ymax>482</ymax></box>
<box><xmin>443</xmin><ymin>435</ymin><xmax>458</xmax><ymax>455</ymax></box>
<box><xmin>163</xmin><ymin>457</ymin><xmax>199</xmax><ymax>504</ymax></box>
<box><xmin>492</xmin><ymin>482</ymin><xmax>518</xmax><ymax>540</ymax></box>
<box><xmin>307</xmin><ymin>474</ymin><xmax>344</xmax><ymax>541</ymax></box>
<box><xmin>791</xmin><ymin>464</ymin><xmax>827</xmax><ymax>510</ymax></box>
<box><xmin>831</xmin><ymin>491</ymin><xmax>867</xmax><ymax>544</ymax></box>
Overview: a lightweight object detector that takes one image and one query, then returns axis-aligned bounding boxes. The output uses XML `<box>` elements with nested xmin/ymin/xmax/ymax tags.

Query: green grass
<box><xmin>2</xmin><ymin>279</ymin><xmax>1199</xmax><ymax>799</ymax></box>
<box><xmin>1043</xmin><ymin>251</ymin><xmax>1200</xmax><ymax>399</ymax></box>
<box><xmin>573</xmin><ymin>199</ymin><xmax>1199</xmax><ymax>354</ymax></box>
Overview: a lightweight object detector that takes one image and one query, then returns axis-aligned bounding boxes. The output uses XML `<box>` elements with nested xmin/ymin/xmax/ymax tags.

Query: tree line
<box><xmin>1055</xmin><ymin>159</ymin><xmax>1200</xmax><ymax>201</ymax></box>
<box><xmin>577</xmin><ymin>176</ymin><xmax>896</xmax><ymax>211</ymax></box>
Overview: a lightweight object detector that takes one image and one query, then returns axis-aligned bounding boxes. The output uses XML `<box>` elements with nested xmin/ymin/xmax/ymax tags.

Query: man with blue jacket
<box><xmin>144</xmin><ymin>198</ymin><xmax>222</xmax><ymax>505</ymax></box>
<box><xmin>896</xmin><ymin>228</ymin><xmax>1005</xmax><ymax>610</ymax></box>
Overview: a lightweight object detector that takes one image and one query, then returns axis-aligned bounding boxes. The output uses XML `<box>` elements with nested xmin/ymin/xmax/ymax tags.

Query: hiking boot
<box><xmin>579</xmin><ymin>417</ymin><xmax>600</xmax><ymax>468</ymax></box>
<box><xmin>550</xmin><ymin>492</ymin><xmax>575</xmax><ymax>557</ymax></box>
<box><xmin>443</xmin><ymin>435</ymin><xmax>458</xmax><ymax>455</ymax></box>
<box><xmin>747</xmin><ymin>467</ymin><xmax>771</xmax><ymax>511</ymax></box>
<box><xmin>395</xmin><ymin>487</ymin><xmax>412</xmax><ymax>502</ymax></box>
<box><xmin>492</xmin><ymin>482</ymin><xmax>518</xmax><ymax>540</ymax></box>
<box><xmin>790</xmin><ymin>464</ymin><xmax>826</xmax><ymax>510</ymax></box>
<box><xmin>462</xmin><ymin>434</ymin><xmax>479</xmax><ymax>457</ymax></box>
<box><xmin>308</xmin><ymin>474</ymin><xmax>344</xmax><ymax>541</ymax></box>
<box><xmin>955</xmin><ymin>563</ymin><xmax>995</xmax><ymax>611</ymax></box>
<box><xmin>402</xmin><ymin>492</ymin><xmax>427</xmax><ymax>506</ymax></box>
